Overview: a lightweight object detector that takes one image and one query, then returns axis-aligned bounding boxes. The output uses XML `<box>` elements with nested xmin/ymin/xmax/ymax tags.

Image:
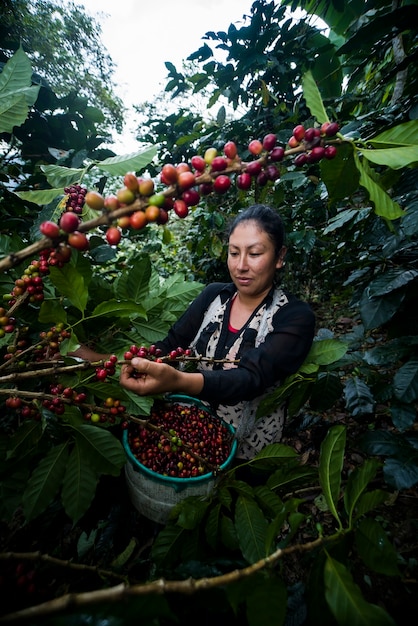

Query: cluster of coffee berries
<box><xmin>84</xmin><ymin>397</ymin><xmax>127</xmax><ymax>425</ymax></box>
<box><xmin>95</xmin><ymin>354</ymin><xmax>118</xmax><ymax>381</ymax></box>
<box><xmin>42</xmin><ymin>383</ymin><xmax>66</xmax><ymax>415</ymax></box>
<box><xmin>128</xmin><ymin>401</ymin><xmax>232</xmax><ymax>478</ymax></box>
<box><xmin>288</xmin><ymin>122</ymin><xmax>339</xmax><ymax>166</ymax></box>
<box><xmin>34</xmin><ymin>323</ymin><xmax>72</xmax><ymax>360</ymax></box>
<box><xmin>36</xmin><ymin>125</ymin><xmax>341</xmax><ymax>252</ymax></box>
<box><xmin>64</xmin><ymin>184</ymin><xmax>87</xmax><ymax>214</ymax></box>
<box><xmin>123</xmin><ymin>344</ymin><xmax>193</xmax><ymax>363</ymax></box>
<box><xmin>4</xmin><ymin>261</ymin><xmax>47</xmax><ymax>309</ymax></box>
<box><xmin>2</xmin><ymin>336</ymin><xmax>29</xmax><ymax>367</ymax></box>
<box><xmin>0</xmin><ymin>308</ymin><xmax>16</xmax><ymax>337</ymax></box>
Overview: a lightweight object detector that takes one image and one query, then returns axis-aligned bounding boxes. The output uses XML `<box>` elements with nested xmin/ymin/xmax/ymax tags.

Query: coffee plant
<box><xmin>1</xmin><ymin>30</ymin><xmax>418</xmax><ymax>625</ymax></box>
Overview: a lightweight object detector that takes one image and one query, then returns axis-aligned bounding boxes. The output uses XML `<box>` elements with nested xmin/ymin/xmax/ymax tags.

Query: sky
<box><xmin>79</xmin><ymin>0</ymin><xmax>258</xmax><ymax>151</ymax></box>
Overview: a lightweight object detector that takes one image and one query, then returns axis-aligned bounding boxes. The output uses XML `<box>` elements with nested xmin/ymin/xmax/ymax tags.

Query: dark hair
<box><xmin>228</xmin><ymin>204</ymin><xmax>285</xmax><ymax>257</ymax></box>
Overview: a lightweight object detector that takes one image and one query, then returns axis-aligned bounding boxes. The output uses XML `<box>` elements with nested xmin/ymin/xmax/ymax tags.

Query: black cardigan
<box><xmin>156</xmin><ymin>282</ymin><xmax>315</xmax><ymax>406</ymax></box>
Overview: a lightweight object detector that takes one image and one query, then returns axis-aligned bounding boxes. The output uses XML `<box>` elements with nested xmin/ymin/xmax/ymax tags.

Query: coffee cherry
<box><xmin>173</xmin><ymin>199</ymin><xmax>189</xmax><ymax>218</ymax></box>
<box><xmin>324</xmin><ymin>145</ymin><xmax>338</xmax><ymax>159</ymax></box>
<box><xmin>117</xmin><ymin>187</ymin><xmax>136</xmax><ymax>205</ymax></box>
<box><xmin>182</xmin><ymin>189</ymin><xmax>200</xmax><ymax>207</ymax></box>
<box><xmin>130</xmin><ymin>211</ymin><xmax>148</xmax><ymax>230</ymax></box>
<box><xmin>204</xmin><ymin>147</ymin><xmax>217</xmax><ymax>164</ymax></box>
<box><xmin>157</xmin><ymin>208</ymin><xmax>169</xmax><ymax>225</ymax></box>
<box><xmin>211</xmin><ymin>156</ymin><xmax>228</xmax><ymax>172</ymax></box>
<box><xmin>236</xmin><ymin>172</ymin><xmax>252</xmax><ymax>190</ymax></box>
<box><xmin>191</xmin><ymin>155</ymin><xmax>206</xmax><ymax>172</ymax></box>
<box><xmin>307</xmin><ymin>146</ymin><xmax>325</xmax><ymax>163</ymax></box>
<box><xmin>248</xmin><ymin>139</ymin><xmax>263</xmax><ymax>155</ymax></box>
<box><xmin>145</xmin><ymin>205</ymin><xmax>161</xmax><ymax>222</ymax></box>
<box><xmin>304</xmin><ymin>127</ymin><xmax>320</xmax><ymax>143</ymax></box>
<box><xmin>59</xmin><ymin>212</ymin><xmax>80</xmax><ymax>233</ymax></box>
<box><xmin>177</xmin><ymin>171</ymin><xmax>196</xmax><ymax>191</ymax></box>
<box><xmin>106</xmin><ymin>226</ymin><xmax>122</xmax><ymax>245</ymax></box>
<box><xmin>123</xmin><ymin>173</ymin><xmax>139</xmax><ymax>192</ymax></box>
<box><xmin>270</xmin><ymin>146</ymin><xmax>285</xmax><ymax>162</ymax></box>
<box><xmin>104</xmin><ymin>195</ymin><xmax>120</xmax><ymax>211</ymax></box>
<box><xmin>138</xmin><ymin>178</ymin><xmax>154</xmax><ymax>196</ymax></box>
<box><xmin>245</xmin><ymin>160</ymin><xmax>263</xmax><ymax>176</ymax></box>
<box><xmin>68</xmin><ymin>231</ymin><xmax>89</xmax><ymax>250</ymax></box>
<box><xmin>199</xmin><ymin>182</ymin><xmax>213</xmax><ymax>196</ymax></box>
<box><xmin>40</xmin><ymin>221</ymin><xmax>60</xmax><ymax>239</ymax></box>
<box><xmin>262</xmin><ymin>133</ymin><xmax>277</xmax><ymax>151</ymax></box>
<box><xmin>85</xmin><ymin>190</ymin><xmax>105</xmax><ymax>211</ymax></box>
<box><xmin>294</xmin><ymin>153</ymin><xmax>308</xmax><ymax>167</ymax></box>
<box><xmin>161</xmin><ymin>163</ymin><xmax>178</xmax><ymax>185</ymax></box>
<box><xmin>292</xmin><ymin>125</ymin><xmax>305</xmax><ymax>142</ymax></box>
<box><xmin>223</xmin><ymin>141</ymin><xmax>237</xmax><ymax>159</ymax></box>
<box><xmin>288</xmin><ymin>136</ymin><xmax>300</xmax><ymax>148</ymax></box>
<box><xmin>265</xmin><ymin>164</ymin><xmax>280</xmax><ymax>181</ymax></box>
<box><xmin>213</xmin><ymin>175</ymin><xmax>231</xmax><ymax>194</ymax></box>
<box><xmin>325</xmin><ymin>122</ymin><xmax>340</xmax><ymax>137</ymax></box>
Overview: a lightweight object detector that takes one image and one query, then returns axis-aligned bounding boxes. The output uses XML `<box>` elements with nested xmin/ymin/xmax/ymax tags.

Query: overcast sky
<box><xmin>80</xmin><ymin>0</ymin><xmax>257</xmax><ymax>150</ymax></box>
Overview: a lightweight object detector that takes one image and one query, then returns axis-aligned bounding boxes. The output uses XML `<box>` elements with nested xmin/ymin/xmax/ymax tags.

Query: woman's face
<box><xmin>227</xmin><ymin>220</ymin><xmax>285</xmax><ymax>299</ymax></box>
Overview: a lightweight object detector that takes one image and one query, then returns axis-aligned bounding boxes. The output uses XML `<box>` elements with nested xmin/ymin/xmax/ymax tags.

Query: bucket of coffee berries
<box><xmin>123</xmin><ymin>394</ymin><xmax>237</xmax><ymax>524</ymax></box>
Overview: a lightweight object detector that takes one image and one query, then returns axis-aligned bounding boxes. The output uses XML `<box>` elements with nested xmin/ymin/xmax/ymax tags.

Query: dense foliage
<box><xmin>0</xmin><ymin>1</ymin><xmax>418</xmax><ymax>624</ymax></box>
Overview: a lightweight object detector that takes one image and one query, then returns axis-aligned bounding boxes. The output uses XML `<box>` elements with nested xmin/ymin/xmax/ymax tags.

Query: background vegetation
<box><xmin>0</xmin><ymin>1</ymin><xmax>417</xmax><ymax>624</ymax></box>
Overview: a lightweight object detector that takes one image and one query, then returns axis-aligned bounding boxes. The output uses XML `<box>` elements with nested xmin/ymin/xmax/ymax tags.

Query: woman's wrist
<box><xmin>174</xmin><ymin>370</ymin><xmax>204</xmax><ymax>396</ymax></box>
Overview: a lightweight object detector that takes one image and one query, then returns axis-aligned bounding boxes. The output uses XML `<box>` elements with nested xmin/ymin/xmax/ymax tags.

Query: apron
<box><xmin>189</xmin><ymin>287</ymin><xmax>289</xmax><ymax>459</ymax></box>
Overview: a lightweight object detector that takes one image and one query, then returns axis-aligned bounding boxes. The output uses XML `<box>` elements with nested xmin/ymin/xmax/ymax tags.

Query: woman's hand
<box><xmin>120</xmin><ymin>357</ymin><xmax>204</xmax><ymax>397</ymax></box>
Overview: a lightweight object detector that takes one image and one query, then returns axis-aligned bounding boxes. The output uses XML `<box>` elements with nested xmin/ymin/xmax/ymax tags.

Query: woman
<box><xmin>120</xmin><ymin>204</ymin><xmax>315</xmax><ymax>459</ymax></box>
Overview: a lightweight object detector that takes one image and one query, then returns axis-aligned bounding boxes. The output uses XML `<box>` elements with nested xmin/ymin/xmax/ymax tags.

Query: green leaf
<box><xmin>368</xmin><ymin>267</ymin><xmax>418</xmax><ymax>298</ymax></box>
<box><xmin>22</xmin><ymin>443</ymin><xmax>70</xmax><ymax>521</ymax></box>
<box><xmin>359</xmin><ymin>288</ymin><xmax>405</xmax><ymax>330</ymax></box>
<box><xmin>306</xmin><ymin>338</ymin><xmax>348</xmax><ymax>366</ymax></box>
<box><xmin>69</xmin><ymin>424</ymin><xmax>126</xmax><ymax>476</ymax></box>
<box><xmin>61</xmin><ymin>443</ymin><xmax>99</xmax><ymax>524</ymax></box>
<box><xmin>235</xmin><ymin>495</ymin><xmax>269</xmax><ymax>563</ymax></box>
<box><xmin>151</xmin><ymin>523</ymin><xmax>187</xmax><ymax>566</ymax></box>
<box><xmin>343</xmin><ymin>459</ymin><xmax>380</xmax><ymax>527</ymax></box>
<box><xmin>115</xmin><ymin>257</ymin><xmax>152</xmax><ymax>302</ymax></box>
<box><xmin>353</xmin><ymin>153</ymin><xmax>405</xmax><ymax>220</ymax></box>
<box><xmin>38</xmin><ymin>299</ymin><xmax>68</xmax><ymax>325</ymax></box>
<box><xmin>393</xmin><ymin>359</ymin><xmax>418</xmax><ymax>403</ymax></box>
<box><xmin>0</xmin><ymin>47</ymin><xmax>40</xmax><ymax>132</ymax></box>
<box><xmin>360</xmin><ymin>146</ymin><xmax>418</xmax><ymax>170</ymax></box>
<box><xmin>355</xmin><ymin>518</ymin><xmax>400</xmax><ymax>576</ymax></box>
<box><xmin>356</xmin><ymin>489</ymin><xmax>389</xmax><ymax>518</ymax></box>
<box><xmin>251</xmin><ymin>443</ymin><xmax>298</xmax><ymax>462</ymax></box>
<box><xmin>320</xmin><ymin>142</ymin><xmax>360</xmax><ymax>202</ymax></box>
<box><xmin>90</xmin><ymin>299</ymin><xmax>146</xmax><ymax>319</ymax></box>
<box><xmin>383</xmin><ymin>456</ymin><xmax>418</xmax><ymax>490</ymax></box>
<box><xmin>343</xmin><ymin>377</ymin><xmax>375</xmax><ymax>417</ymax></box>
<box><xmin>319</xmin><ymin>425</ymin><xmax>346</xmax><ymax>528</ymax></box>
<box><xmin>370</xmin><ymin>120</ymin><xmax>418</xmax><ymax>146</ymax></box>
<box><xmin>49</xmin><ymin>264</ymin><xmax>89</xmax><ymax>314</ymax></box>
<box><xmin>325</xmin><ymin>555</ymin><xmax>396</xmax><ymax>625</ymax></box>
<box><xmin>302</xmin><ymin>70</ymin><xmax>329</xmax><ymax>124</ymax></box>
<box><xmin>14</xmin><ymin>188</ymin><xmax>65</xmax><ymax>206</ymax></box>
<box><xmin>6</xmin><ymin>421</ymin><xmax>42</xmax><ymax>461</ymax></box>
<box><xmin>40</xmin><ymin>164</ymin><xmax>85</xmax><ymax>188</ymax></box>
<box><xmin>95</xmin><ymin>146</ymin><xmax>158</xmax><ymax>176</ymax></box>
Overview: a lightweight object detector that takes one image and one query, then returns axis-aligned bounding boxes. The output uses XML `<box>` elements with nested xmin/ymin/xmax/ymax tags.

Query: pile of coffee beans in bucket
<box><xmin>127</xmin><ymin>401</ymin><xmax>233</xmax><ymax>478</ymax></box>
